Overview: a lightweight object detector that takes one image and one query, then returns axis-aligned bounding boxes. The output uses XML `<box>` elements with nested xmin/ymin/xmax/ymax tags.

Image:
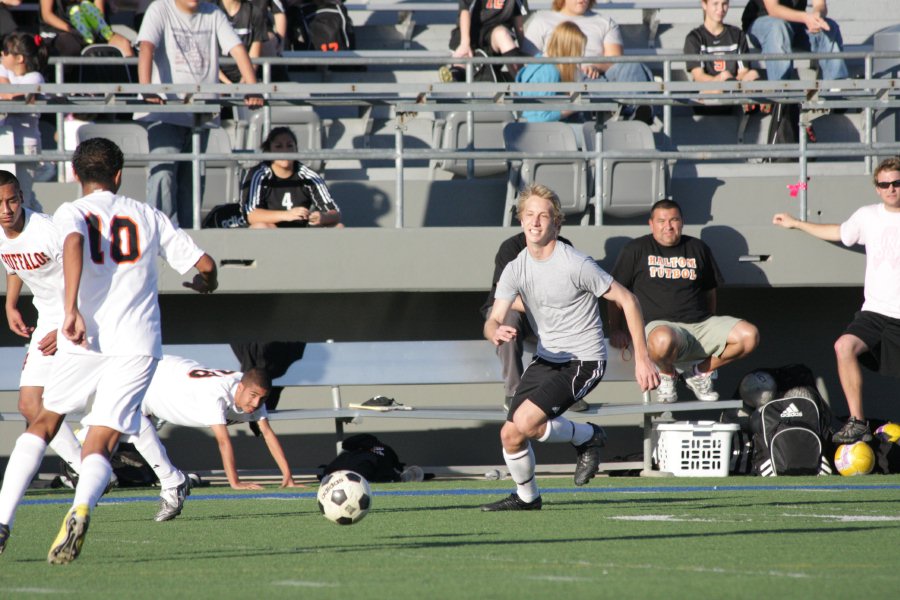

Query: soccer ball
<box><xmin>875</xmin><ymin>422</ymin><xmax>900</xmax><ymax>444</ymax></box>
<box><xmin>317</xmin><ymin>470</ymin><xmax>372</xmax><ymax>525</ymax></box>
<box><xmin>834</xmin><ymin>442</ymin><xmax>875</xmax><ymax>476</ymax></box>
<box><xmin>739</xmin><ymin>371</ymin><xmax>777</xmax><ymax>410</ymax></box>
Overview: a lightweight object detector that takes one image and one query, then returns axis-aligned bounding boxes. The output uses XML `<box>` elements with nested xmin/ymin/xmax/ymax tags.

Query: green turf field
<box><xmin>1</xmin><ymin>476</ymin><xmax>899</xmax><ymax>599</ymax></box>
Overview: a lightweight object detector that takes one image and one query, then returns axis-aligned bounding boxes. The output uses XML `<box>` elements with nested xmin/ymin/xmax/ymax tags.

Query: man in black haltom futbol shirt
<box><xmin>442</xmin><ymin>0</ymin><xmax>529</xmax><ymax>82</ymax></box>
<box><xmin>217</xmin><ymin>0</ymin><xmax>269</xmax><ymax>83</ymax></box>
<box><xmin>607</xmin><ymin>199</ymin><xmax>759</xmax><ymax>403</ymax></box>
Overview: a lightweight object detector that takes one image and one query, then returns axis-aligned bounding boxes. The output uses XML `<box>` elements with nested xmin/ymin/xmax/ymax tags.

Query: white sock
<box><xmin>48</xmin><ymin>423</ymin><xmax>83</xmax><ymax>474</ymax></box>
<box><xmin>538</xmin><ymin>417</ymin><xmax>594</xmax><ymax>446</ymax></box>
<box><xmin>130</xmin><ymin>415</ymin><xmax>182</xmax><ymax>489</ymax></box>
<box><xmin>0</xmin><ymin>433</ymin><xmax>47</xmax><ymax>527</ymax></box>
<box><xmin>503</xmin><ymin>444</ymin><xmax>539</xmax><ymax>502</ymax></box>
<box><xmin>72</xmin><ymin>453</ymin><xmax>112</xmax><ymax>509</ymax></box>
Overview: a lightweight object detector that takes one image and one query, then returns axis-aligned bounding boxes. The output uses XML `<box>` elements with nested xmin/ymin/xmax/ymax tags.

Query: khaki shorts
<box><xmin>645</xmin><ymin>315</ymin><xmax>741</xmax><ymax>364</ymax></box>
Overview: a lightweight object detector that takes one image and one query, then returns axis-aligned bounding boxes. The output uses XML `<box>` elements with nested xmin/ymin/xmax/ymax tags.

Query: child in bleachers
<box><xmin>63</xmin><ymin>0</ymin><xmax>135</xmax><ymax>56</ymax></box>
<box><xmin>0</xmin><ymin>32</ymin><xmax>53</xmax><ymax>210</ymax></box>
<box><xmin>440</xmin><ymin>0</ymin><xmax>529</xmax><ymax>82</ymax></box>
<box><xmin>684</xmin><ymin>0</ymin><xmax>759</xmax><ymax>88</ymax></box>
<box><xmin>516</xmin><ymin>21</ymin><xmax>586</xmax><ymax>123</ymax></box>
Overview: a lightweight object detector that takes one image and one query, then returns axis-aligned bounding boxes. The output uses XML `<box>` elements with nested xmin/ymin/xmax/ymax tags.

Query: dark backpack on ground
<box><xmin>319</xmin><ymin>433</ymin><xmax>403</xmax><ymax>482</ymax></box>
<box><xmin>287</xmin><ymin>0</ymin><xmax>355</xmax><ymax>52</ymax></box>
<box><xmin>750</xmin><ymin>387</ymin><xmax>834</xmax><ymax>476</ymax></box>
<box><xmin>202</xmin><ymin>203</ymin><xmax>247</xmax><ymax>229</ymax></box>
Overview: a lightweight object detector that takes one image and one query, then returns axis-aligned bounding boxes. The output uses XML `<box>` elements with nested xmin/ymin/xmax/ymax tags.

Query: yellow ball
<box><xmin>874</xmin><ymin>422</ymin><xmax>900</xmax><ymax>444</ymax></box>
<box><xmin>834</xmin><ymin>442</ymin><xmax>875</xmax><ymax>476</ymax></box>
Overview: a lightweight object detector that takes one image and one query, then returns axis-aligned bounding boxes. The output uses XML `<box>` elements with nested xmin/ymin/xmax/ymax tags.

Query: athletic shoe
<box><xmin>47</xmin><ymin>504</ymin><xmax>90</xmax><ymax>565</ymax></box>
<box><xmin>480</xmin><ymin>493</ymin><xmax>542</xmax><ymax>511</ymax></box>
<box><xmin>832</xmin><ymin>417</ymin><xmax>873</xmax><ymax>444</ymax></box>
<box><xmin>684</xmin><ymin>366</ymin><xmax>719</xmax><ymax>402</ymax></box>
<box><xmin>154</xmin><ymin>473</ymin><xmax>192</xmax><ymax>522</ymax></box>
<box><xmin>573</xmin><ymin>423</ymin><xmax>606</xmax><ymax>486</ymax></box>
<box><xmin>0</xmin><ymin>522</ymin><xmax>9</xmax><ymax>555</ymax></box>
<box><xmin>656</xmin><ymin>372</ymin><xmax>678</xmax><ymax>403</ymax></box>
<box><xmin>439</xmin><ymin>65</ymin><xmax>463</xmax><ymax>83</ymax></box>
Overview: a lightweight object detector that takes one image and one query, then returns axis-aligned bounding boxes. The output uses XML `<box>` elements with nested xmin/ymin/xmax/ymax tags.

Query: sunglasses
<box><xmin>876</xmin><ymin>179</ymin><xmax>900</xmax><ymax>190</ymax></box>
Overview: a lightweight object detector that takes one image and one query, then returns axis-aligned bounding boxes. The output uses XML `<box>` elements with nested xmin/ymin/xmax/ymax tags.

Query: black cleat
<box><xmin>832</xmin><ymin>417</ymin><xmax>873</xmax><ymax>444</ymax></box>
<box><xmin>573</xmin><ymin>423</ymin><xmax>606</xmax><ymax>486</ymax></box>
<box><xmin>480</xmin><ymin>493</ymin><xmax>542</xmax><ymax>512</ymax></box>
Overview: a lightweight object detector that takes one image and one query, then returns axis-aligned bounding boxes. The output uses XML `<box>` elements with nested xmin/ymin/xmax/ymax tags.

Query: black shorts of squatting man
<box><xmin>845</xmin><ymin>310</ymin><xmax>900</xmax><ymax>378</ymax></box>
<box><xmin>508</xmin><ymin>357</ymin><xmax>606</xmax><ymax>420</ymax></box>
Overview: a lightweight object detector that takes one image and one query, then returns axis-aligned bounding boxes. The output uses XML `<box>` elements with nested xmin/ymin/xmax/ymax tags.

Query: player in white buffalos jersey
<box><xmin>0</xmin><ymin>138</ymin><xmax>218</xmax><ymax>564</ymax></box>
<box><xmin>0</xmin><ymin>171</ymin><xmax>83</xmax><ymax>480</ymax></box>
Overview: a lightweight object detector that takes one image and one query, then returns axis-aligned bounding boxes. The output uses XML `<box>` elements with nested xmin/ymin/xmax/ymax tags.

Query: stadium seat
<box><xmin>245</xmin><ymin>106</ymin><xmax>325</xmax><ymax>172</ymax></box>
<box><xmin>201</xmin><ymin>127</ymin><xmax>240</xmax><ymax>209</ymax></box>
<box><xmin>78</xmin><ymin>44</ymin><xmax>132</xmax><ymax>87</ymax></box>
<box><xmin>582</xmin><ymin>120</ymin><xmax>666</xmax><ymax>219</ymax></box>
<box><xmin>502</xmin><ymin>121</ymin><xmax>588</xmax><ymax>226</ymax></box>
<box><xmin>436</xmin><ymin>111</ymin><xmax>514</xmax><ymax>178</ymax></box>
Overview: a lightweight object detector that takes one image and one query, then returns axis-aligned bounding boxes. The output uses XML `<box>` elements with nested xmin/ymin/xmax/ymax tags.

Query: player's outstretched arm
<box><xmin>602</xmin><ymin>281</ymin><xmax>660</xmax><ymax>392</ymax></box>
<box><xmin>183</xmin><ymin>253</ymin><xmax>218</xmax><ymax>294</ymax></box>
<box><xmin>210</xmin><ymin>424</ymin><xmax>264</xmax><ymax>490</ymax></box>
<box><xmin>256</xmin><ymin>419</ymin><xmax>301</xmax><ymax>488</ymax></box>
<box><xmin>61</xmin><ymin>232</ymin><xmax>87</xmax><ymax>346</ymax></box>
<box><xmin>484</xmin><ymin>297</ymin><xmax>517</xmax><ymax>347</ymax></box>
<box><xmin>772</xmin><ymin>213</ymin><xmax>842</xmax><ymax>241</ymax></box>
<box><xmin>5</xmin><ymin>273</ymin><xmax>34</xmax><ymax>338</ymax></box>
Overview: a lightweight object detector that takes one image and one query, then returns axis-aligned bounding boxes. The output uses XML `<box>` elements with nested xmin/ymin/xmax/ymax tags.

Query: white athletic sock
<box><xmin>48</xmin><ymin>423</ymin><xmax>83</xmax><ymax>474</ymax></box>
<box><xmin>130</xmin><ymin>415</ymin><xmax>182</xmax><ymax>489</ymax></box>
<box><xmin>503</xmin><ymin>444</ymin><xmax>539</xmax><ymax>502</ymax></box>
<box><xmin>0</xmin><ymin>433</ymin><xmax>47</xmax><ymax>527</ymax></box>
<box><xmin>72</xmin><ymin>453</ymin><xmax>112</xmax><ymax>509</ymax></box>
<box><xmin>538</xmin><ymin>416</ymin><xmax>594</xmax><ymax>446</ymax></box>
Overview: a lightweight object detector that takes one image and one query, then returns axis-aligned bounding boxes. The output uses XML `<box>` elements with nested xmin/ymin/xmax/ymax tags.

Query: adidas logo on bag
<box><xmin>780</xmin><ymin>403</ymin><xmax>803</xmax><ymax>419</ymax></box>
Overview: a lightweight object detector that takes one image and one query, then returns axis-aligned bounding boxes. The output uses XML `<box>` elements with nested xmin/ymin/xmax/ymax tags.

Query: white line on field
<box><xmin>609</xmin><ymin>515</ymin><xmax>719</xmax><ymax>522</ymax></box>
<box><xmin>784</xmin><ymin>514</ymin><xmax>900</xmax><ymax>522</ymax></box>
<box><xmin>272</xmin><ymin>580</ymin><xmax>340</xmax><ymax>588</ymax></box>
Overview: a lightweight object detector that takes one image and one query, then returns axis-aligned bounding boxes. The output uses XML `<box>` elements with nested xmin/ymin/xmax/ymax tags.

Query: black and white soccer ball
<box><xmin>739</xmin><ymin>370</ymin><xmax>777</xmax><ymax>410</ymax></box>
<box><xmin>317</xmin><ymin>470</ymin><xmax>372</xmax><ymax>525</ymax></box>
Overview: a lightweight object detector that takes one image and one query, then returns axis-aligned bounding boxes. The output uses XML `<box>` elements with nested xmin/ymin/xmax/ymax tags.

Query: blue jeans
<box><xmin>602</xmin><ymin>62</ymin><xmax>653</xmax><ymax>84</ymax></box>
<box><xmin>748</xmin><ymin>16</ymin><xmax>848</xmax><ymax>81</ymax></box>
<box><xmin>146</xmin><ymin>121</ymin><xmax>209</xmax><ymax>228</ymax></box>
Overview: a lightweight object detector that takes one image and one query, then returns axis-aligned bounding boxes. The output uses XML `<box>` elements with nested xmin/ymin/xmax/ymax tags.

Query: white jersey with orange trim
<box><xmin>52</xmin><ymin>190</ymin><xmax>204</xmax><ymax>357</ymax></box>
<box><xmin>142</xmin><ymin>355</ymin><xmax>268</xmax><ymax>428</ymax></box>
<box><xmin>0</xmin><ymin>209</ymin><xmax>64</xmax><ymax>331</ymax></box>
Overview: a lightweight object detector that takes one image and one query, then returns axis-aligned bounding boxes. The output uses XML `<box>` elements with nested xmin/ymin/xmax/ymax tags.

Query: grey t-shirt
<box><xmin>136</xmin><ymin>0</ymin><xmax>242</xmax><ymax>127</ymax></box>
<box><xmin>496</xmin><ymin>241</ymin><xmax>612</xmax><ymax>362</ymax></box>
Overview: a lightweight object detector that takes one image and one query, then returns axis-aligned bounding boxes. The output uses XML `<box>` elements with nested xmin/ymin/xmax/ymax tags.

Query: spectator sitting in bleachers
<box><xmin>517</xmin><ymin>21</ymin><xmax>586</xmax><ymax>123</ymax></box>
<box><xmin>216</xmin><ymin>0</ymin><xmax>267</xmax><ymax>83</ymax></box>
<box><xmin>741</xmin><ymin>0</ymin><xmax>848</xmax><ymax>82</ymax></box>
<box><xmin>0</xmin><ymin>32</ymin><xmax>53</xmax><ymax>210</ymax></box>
<box><xmin>65</xmin><ymin>0</ymin><xmax>135</xmax><ymax>56</ymax></box>
<box><xmin>439</xmin><ymin>0</ymin><xmax>529</xmax><ymax>83</ymax></box>
<box><xmin>39</xmin><ymin>0</ymin><xmax>134</xmax><ymax>60</ymax></box>
<box><xmin>240</xmin><ymin>127</ymin><xmax>342</xmax><ymax>228</ymax></box>
<box><xmin>523</xmin><ymin>0</ymin><xmax>652</xmax><ymax>86</ymax></box>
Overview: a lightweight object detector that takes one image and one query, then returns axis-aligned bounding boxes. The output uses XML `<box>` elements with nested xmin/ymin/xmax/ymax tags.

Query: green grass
<box><xmin>2</xmin><ymin>476</ymin><xmax>899</xmax><ymax>599</ymax></box>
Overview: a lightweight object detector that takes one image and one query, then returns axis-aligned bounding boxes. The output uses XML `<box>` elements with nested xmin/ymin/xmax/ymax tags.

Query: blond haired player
<box><xmin>0</xmin><ymin>138</ymin><xmax>218</xmax><ymax>564</ymax></box>
<box><xmin>0</xmin><ymin>170</ymin><xmax>83</xmax><ymax>478</ymax></box>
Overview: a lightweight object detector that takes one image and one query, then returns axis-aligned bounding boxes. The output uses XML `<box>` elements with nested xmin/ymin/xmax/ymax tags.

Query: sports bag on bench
<box><xmin>750</xmin><ymin>387</ymin><xmax>833</xmax><ymax>476</ymax></box>
<box><xmin>287</xmin><ymin>0</ymin><xmax>355</xmax><ymax>52</ymax></box>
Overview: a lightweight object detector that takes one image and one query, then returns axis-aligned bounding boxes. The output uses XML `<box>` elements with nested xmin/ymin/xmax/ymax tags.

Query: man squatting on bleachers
<box><xmin>480</xmin><ymin>184</ymin><xmax>659</xmax><ymax>511</ymax></box>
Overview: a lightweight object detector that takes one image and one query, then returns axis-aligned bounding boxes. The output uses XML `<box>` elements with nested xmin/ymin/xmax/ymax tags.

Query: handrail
<box><xmin>6</xmin><ymin>49</ymin><xmax>898</xmax><ymax>228</ymax></box>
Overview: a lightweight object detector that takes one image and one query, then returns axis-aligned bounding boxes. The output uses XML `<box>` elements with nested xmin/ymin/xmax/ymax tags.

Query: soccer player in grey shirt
<box><xmin>481</xmin><ymin>184</ymin><xmax>658</xmax><ymax>511</ymax></box>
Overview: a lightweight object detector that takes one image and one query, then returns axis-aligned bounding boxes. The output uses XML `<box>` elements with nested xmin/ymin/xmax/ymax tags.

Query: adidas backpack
<box><xmin>750</xmin><ymin>387</ymin><xmax>833</xmax><ymax>476</ymax></box>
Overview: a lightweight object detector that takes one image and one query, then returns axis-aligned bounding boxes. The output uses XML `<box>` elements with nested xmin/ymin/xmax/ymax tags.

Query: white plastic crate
<box><xmin>655</xmin><ymin>421</ymin><xmax>740</xmax><ymax>477</ymax></box>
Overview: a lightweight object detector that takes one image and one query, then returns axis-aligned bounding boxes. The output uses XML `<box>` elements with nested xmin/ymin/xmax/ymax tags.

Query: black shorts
<box><xmin>845</xmin><ymin>311</ymin><xmax>900</xmax><ymax>377</ymax></box>
<box><xmin>509</xmin><ymin>357</ymin><xmax>606</xmax><ymax>420</ymax></box>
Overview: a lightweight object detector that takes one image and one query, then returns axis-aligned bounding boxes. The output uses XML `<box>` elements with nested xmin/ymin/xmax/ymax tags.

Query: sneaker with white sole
<box><xmin>656</xmin><ymin>372</ymin><xmax>678</xmax><ymax>403</ymax></box>
<box><xmin>155</xmin><ymin>473</ymin><xmax>192</xmax><ymax>522</ymax></box>
<box><xmin>684</xmin><ymin>366</ymin><xmax>719</xmax><ymax>401</ymax></box>
<box><xmin>47</xmin><ymin>504</ymin><xmax>90</xmax><ymax>565</ymax></box>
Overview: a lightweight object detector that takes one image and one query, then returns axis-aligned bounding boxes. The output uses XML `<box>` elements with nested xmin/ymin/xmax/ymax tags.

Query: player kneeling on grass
<box><xmin>480</xmin><ymin>184</ymin><xmax>658</xmax><ymax>511</ymax></box>
<box><xmin>0</xmin><ymin>137</ymin><xmax>218</xmax><ymax>563</ymax></box>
